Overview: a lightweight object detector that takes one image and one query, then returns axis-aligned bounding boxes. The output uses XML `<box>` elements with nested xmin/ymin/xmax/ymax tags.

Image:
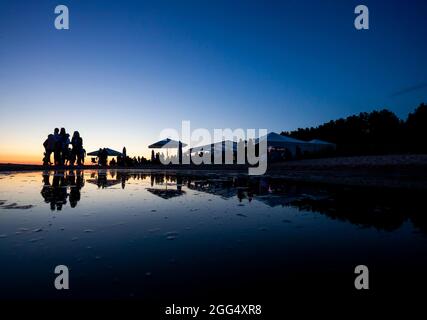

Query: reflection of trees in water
<box><xmin>40</xmin><ymin>170</ymin><xmax>85</xmax><ymax>210</ymax></box>
<box><xmin>289</xmin><ymin>187</ymin><xmax>427</xmax><ymax>233</ymax></box>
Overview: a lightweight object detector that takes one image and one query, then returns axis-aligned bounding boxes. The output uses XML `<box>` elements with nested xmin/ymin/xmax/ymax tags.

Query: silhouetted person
<box><xmin>177</xmin><ymin>176</ymin><xmax>183</xmax><ymax>191</ymax></box>
<box><xmin>43</xmin><ymin>134</ymin><xmax>56</xmax><ymax>165</ymax></box>
<box><xmin>59</xmin><ymin>128</ymin><xmax>70</xmax><ymax>165</ymax></box>
<box><xmin>103</xmin><ymin>148</ymin><xmax>109</xmax><ymax>166</ymax></box>
<box><xmin>178</xmin><ymin>141</ymin><xmax>183</xmax><ymax>164</ymax></box>
<box><xmin>42</xmin><ymin>171</ymin><xmax>50</xmax><ymax>186</ymax></box>
<box><xmin>97</xmin><ymin>148</ymin><xmax>108</xmax><ymax>166</ymax></box>
<box><xmin>69</xmin><ymin>170</ymin><xmax>84</xmax><ymax>208</ymax></box>
<box><xmin>123</xmin><ymin>147</ymin><xmax>127</xmax><ymax>167</ymax></box>
<box><xmin>97</xmin><ymin>171</ymin><xmax>108</xmax><ymax>188</ymax></box>
<box><xmin>53</xmin><ymin>128</ymin><xmax>61</xmax><ymax>165</ymax></box>
<box><xmin>97</xmin><ymin>148</ymin><xmax>103</xmax><ymax>166</ymax></box>
<box><xmin>121</xmin><ymin>174</ymin><xmax>126</xmax><ymax>189</ymax></box>
<box><xmin>41</xmin><ymin>173</ymin><xmax>53</xmax><ymax>208</ymax></box>
<box><xmin>71</xmin><ymin>131</ymin><xmax>84</xmax><ymax>166</ymax></box>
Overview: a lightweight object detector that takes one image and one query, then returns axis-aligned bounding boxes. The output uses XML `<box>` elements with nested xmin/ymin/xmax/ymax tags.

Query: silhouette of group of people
<box><xmin>43</xmin><ymin>128</ymin><xmax>85</xmax><ymax>166</ymax></box>
<box><xmin>97</xmin><ymin>147</ymin><xmax>149</xmax><ymax>167</ymax></box>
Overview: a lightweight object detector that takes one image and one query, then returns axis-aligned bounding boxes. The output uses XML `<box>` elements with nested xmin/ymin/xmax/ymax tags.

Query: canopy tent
<box><xmin>148</xmin><ymin>138</ymin><xmax>187</xmax><ymax>149</ymax></box>
<box><xmin>189</xmin><ymin>140</ymin><xmax>238</xmax><ymax>154</ymax></box>
<box><xmin>308</xmin><ymin>139</ymin><xmax>336</xmax><ymax>146</ymax></box>
<box><xmin>255</xmin><ymin>132</ymin><xmax>313</xmax><ymax>158</ymax></box>
<box><xmin>87</xmin><ymin>148</ymin><xmax>123</xmax><ymax>157</ymax></box>
<box><xmin>256</xmin><ymin>132</ymin><xmax>307</xmax><ymax>148</ymax></box>
<box><xmin>255</xmin><ymin>132</ymin><xmax>337</xmax><ymax>157</ymax></box>
<box><xmin>149</xmin><ymin>138</ymin><xmax>187</xmax><ymax>159</ymax></box>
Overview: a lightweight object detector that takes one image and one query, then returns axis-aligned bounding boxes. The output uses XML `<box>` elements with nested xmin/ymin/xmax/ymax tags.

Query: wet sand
<box><xmin>1</xmin><ymin>154</ymin><xmax>427</xmax><ymax>190</ymax></box>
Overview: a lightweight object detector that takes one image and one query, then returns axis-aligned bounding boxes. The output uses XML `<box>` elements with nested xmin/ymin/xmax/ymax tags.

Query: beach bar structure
<box><xmin>87</xmin><ymin>148</ymin><xmax>123</xmax><ymax>157</ymax></box>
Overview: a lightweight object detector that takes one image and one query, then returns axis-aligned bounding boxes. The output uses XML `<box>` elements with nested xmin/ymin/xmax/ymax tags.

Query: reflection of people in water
<box><xmin>97</xmin><ymin>172</ymin><xmax>108</xmax><ymax>188</ymax></box>
<box><xmin>40</xmin><ymin>171</ymin><xmax>67</xmax><ymax>210</ymax></box>
<box><xmin>177</xmin><ymin>176</ymin><xmax>183</xmax><ymax>191</ymax></box>
<box><xmin>40</xmin><ymin>171</ymin><xmax>84</xmax><ymax>210</ymax></box>
<box><xmin>68</xmin><ymin>170</ymin><xmax>85</xmax><ymax>208</ymax></box>
<box><xmin>121</xmin><ymin>174</ymin><xmax>126</xmax><ymax>189</ymax></box>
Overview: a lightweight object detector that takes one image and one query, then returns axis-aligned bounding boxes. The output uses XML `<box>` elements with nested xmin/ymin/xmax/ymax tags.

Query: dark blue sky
<box><xmin>0</xmin><ymin>0</ymin><xmax>426</xmax><ymax>161</ymax></box>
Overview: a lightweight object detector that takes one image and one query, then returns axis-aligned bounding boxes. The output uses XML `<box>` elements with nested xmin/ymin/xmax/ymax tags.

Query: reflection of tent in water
<box><xmin>86</xmin><ymin>171</ymin><xmax>122</xmax><ymax>188</ymax></box>
<box><xmin>187</xmin><ymin>179</ymin><xmax>235</xmax><ymax>199</ymax></box>
<box><xmin>146</xmin><ymin>187</ymin><xmax>185</xmax><ymax>199</ymax></box>
<box><xmin>87</xmin><ymin>178</ymin><xmax>122</xmax><ymax>188</ymax></box>
<box><xmin>87</xmin><ymin>148</ymin><xmax>123</xmax><ymax>157</ymax></box>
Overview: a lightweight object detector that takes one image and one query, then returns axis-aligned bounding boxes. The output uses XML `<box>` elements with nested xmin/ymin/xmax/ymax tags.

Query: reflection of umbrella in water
<box><xmin>146</xmin><ymin>188</ymin><xmax>185</xmax><ymax>200</ymax></box>
<box><xmin>86</xmin><ymin>178</ymin><xmax>122</xmax><ymax>188</ymax></box>
<box><xmin>148</xmin><ymin>138</ymin><xmax>187</xmax><ymax>157</ymax></box>
<box><xmin>87</xmin><ymin>148</ymin><xmax>123</xmax><ymax>157</ymax></box>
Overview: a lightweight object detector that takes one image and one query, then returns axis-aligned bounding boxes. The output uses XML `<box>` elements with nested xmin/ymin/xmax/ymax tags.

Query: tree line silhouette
<box><xmin>281</xmin><ymin>103</ymin><xmax>427</xmax><ymax>156</ymax></box>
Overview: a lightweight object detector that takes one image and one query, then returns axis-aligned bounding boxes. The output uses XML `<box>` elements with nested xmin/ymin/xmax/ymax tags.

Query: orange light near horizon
<box><xmin>0</xmin><ymin>149</ymin><xmax>154</xmax><ymax>165</ymax></box>
<box><xmin>0</xmin><ymin>153</ymin><xmax>43</xmax><ymax>165</ymax></box>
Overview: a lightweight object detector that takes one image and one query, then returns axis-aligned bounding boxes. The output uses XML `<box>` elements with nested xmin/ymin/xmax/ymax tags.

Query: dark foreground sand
<box><xmin>1</xmin><ymin>154</ymin><xmax>427</xmax><ymax>190</ymax></box>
